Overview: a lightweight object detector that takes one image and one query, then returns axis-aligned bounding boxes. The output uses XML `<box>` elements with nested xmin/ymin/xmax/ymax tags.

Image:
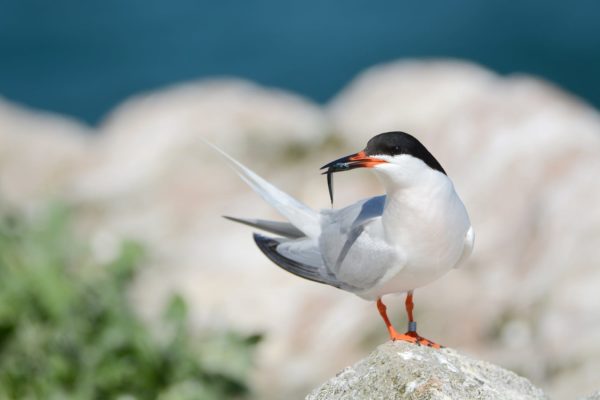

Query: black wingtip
<box><xmin>252</xmin><ymin>233</ymin><xmax>356</xmax><ymax>291</ymax></box>
<box><xmin>252</xmin><ymin>233</ymin><xmax>331</xmax><ymax>286</ymax></box>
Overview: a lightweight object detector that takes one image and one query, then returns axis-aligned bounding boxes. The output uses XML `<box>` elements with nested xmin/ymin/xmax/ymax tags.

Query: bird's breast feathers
<box><xmin>320</xmin><ymin>186</ymin><xmax>471</xmax><ymax>298</ymax></box>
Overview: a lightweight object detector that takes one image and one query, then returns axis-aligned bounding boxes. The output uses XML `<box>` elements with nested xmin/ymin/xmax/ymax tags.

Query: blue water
<box><xmin>1</xmin><ymin>0</ymin><xmax>599</xmax><ymax>125</ymax></box>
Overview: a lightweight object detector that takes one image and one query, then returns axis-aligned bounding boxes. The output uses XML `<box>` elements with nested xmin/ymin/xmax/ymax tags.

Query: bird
<box><xmin>214</xmin><ymin>131</ymin><xmax>474</xmax><ymax>348</ymax></box>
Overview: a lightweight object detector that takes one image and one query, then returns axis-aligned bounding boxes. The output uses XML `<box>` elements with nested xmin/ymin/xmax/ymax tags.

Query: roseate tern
<box><xmin>216</xmin><ymin>131</ymin><xmax>474</xmax><ymax>348</ymax></box>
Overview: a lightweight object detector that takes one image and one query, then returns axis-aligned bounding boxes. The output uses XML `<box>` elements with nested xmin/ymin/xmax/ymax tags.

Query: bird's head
<box><xmin>321</xmin><ymin>131</ymin><xmax>447</xmax><ymax>203</ymax></box>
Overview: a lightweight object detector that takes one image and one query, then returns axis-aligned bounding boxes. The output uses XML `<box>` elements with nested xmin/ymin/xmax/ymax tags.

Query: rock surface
<box><xmin>307</xmin><ymin>341</ymin><xmax>548</xmax><ymax>400</ymax></box>
<box><xmin>580</xmin><ymin>391</ymin><xmax>600</xmax><ymax>400</ymax></box>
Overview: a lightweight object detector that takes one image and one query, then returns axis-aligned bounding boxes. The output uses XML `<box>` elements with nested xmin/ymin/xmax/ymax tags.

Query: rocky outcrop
<box><xmin>307</xmin><ymin>341</ymin><xmax>548</xmax><ymax>400</ymax></box>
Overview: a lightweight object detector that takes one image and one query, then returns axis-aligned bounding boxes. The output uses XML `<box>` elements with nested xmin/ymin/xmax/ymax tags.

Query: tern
<box><xmin>217</xmin><ymin>131</ymin><xmax>473</xmax><ymax>348</ymax></box>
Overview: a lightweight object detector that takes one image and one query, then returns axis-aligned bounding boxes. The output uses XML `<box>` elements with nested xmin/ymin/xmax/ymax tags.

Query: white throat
<box><xmin>371</xmin><ymin>157</ymin><xmax>466</xmax><ymax>251</ymax></box>
<box><xmin>371</xmin><ymin>155</ymin><xmax>447</xmax><ymax>194</ymax></box>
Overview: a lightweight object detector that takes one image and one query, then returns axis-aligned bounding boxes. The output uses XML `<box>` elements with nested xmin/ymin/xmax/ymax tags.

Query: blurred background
<box><xmin>1</xmin><ymin>1</ymin><xmax>600</xmax><ymax>399</ymax></box>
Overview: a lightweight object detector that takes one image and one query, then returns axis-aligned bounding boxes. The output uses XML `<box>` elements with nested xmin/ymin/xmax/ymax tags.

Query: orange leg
<box><xmin>405</xmin><ymin>291</ymin><xmax>415</xmax><ymax>323</ymax></box>
<box><xmin>375</xmin><ymin>293</ymin><xmax>443</xmax><ymax>349</ymax></box>
<box><xmin>402</xmin><ymin>291</ymin><xmax>442</xmax><ymax>348</ymax></box>
<box><xmin>376</xmin><ymin>298</ymin><xmax>418</xmax><ymax>344</ymax></box>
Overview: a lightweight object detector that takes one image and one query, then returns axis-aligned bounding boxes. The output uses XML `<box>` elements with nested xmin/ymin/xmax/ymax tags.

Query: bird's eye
<box><xmin>394</xmin><ymin>146</ymin><xmax>400</xmax><ymax>152</ymax></box>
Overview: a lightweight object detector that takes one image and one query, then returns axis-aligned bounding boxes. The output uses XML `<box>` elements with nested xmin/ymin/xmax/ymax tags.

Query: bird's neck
<box><xmin>377</xmin><ymin>170</ymin><xmax>456</xmax><ymax>235</ymax></box>
<box><xmin>376</xmin><ymin>167</ymin><xmax>450</xmax><ymax>198</ymax></box>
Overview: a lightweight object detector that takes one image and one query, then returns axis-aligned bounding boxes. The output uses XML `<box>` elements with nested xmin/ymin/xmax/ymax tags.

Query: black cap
<box><xmin>364</xmin><ymin>131</ymin><xmax>446</xmax><ymax>175</ymax></box>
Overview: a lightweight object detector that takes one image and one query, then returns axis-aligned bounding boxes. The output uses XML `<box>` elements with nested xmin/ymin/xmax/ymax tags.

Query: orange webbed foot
<box><xmin>388</xmin><ymin>329</ymin><xmax>418</xmax><ymax>344</ymax></box>
<box><xmin>403</xmin><ymin>330</ymin><xmax>443</xmax><ymax>349</ymax></box>
<box><xmin>387</xmin><ymin>326</ymin><xmax>443</xmax><ymax>349</ymax></box>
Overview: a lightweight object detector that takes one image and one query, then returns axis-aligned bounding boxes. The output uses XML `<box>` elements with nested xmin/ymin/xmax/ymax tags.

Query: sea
<box><xmin>0</xmin><ymin>0</ymin><xmax>599</xmax><ymax>125</ymax></box>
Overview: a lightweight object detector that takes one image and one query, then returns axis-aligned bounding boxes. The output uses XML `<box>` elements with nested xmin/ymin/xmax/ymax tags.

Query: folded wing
<box><xmin>210</xmin><ymin>141</ymin><xmax>395</xmax><ymax>295</ymax></box>
<box><xmin>253</xmin><ymin>233</ymin><xmax>358</xmax><ymax>291</ymax></box>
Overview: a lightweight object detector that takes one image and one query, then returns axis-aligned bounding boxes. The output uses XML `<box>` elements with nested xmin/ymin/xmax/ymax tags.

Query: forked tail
<box><xmin>206</xmin><ymin>141</ymin><xmax>320</xmax><ymax>238</ymax></box>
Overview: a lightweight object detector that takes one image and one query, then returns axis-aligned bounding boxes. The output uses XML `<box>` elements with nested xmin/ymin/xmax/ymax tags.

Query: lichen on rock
<box><xmin>306</xmin><ymin>341</ymin><xmax>548</xmax><ymax>400</ymax></box>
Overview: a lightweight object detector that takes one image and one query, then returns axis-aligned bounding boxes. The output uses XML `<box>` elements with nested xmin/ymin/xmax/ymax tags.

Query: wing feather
<box><xmin>253</xmin><ymin>233</ymin><xmax>358</xmax><ymax>291</ymax></box>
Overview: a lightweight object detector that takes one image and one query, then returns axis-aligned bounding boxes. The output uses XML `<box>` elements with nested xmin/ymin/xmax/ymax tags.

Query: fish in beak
<box><xmin>320</xmin><ymin>151</ymin><xmax>387</xmax><ymax>205</ymax></box>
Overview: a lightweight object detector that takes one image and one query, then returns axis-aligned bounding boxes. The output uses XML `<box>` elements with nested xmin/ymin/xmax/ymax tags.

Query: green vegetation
<box><xmin>0</xmin><ymin>206</ymin><xmax>260</xmax><ymax>399</ymax></box>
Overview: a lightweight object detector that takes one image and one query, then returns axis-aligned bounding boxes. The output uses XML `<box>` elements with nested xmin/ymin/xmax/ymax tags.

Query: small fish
<box><xmin>320</xmin><ymin>160</ymin><xmax>351</xmax><ymax>207</ymax></box>
<box><xmin>327</xmin><ymin>167</ymin><xmax>334</xmax><ymax>206</ymax></box>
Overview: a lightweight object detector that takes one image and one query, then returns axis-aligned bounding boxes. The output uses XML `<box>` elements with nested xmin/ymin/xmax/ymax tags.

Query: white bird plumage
<box><xmin>211</xmin><ymin>131</ymin><xmax>474</xmax><ymax>347</ymax></box>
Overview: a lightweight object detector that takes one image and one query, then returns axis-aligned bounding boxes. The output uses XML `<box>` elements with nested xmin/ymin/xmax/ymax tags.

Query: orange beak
<box><xmin>320</xmin><ymin>150</ymin><xmax>387</xmax><ymax>172</ymax></box>
<box><xmin>320</xmin><ymin>151</ymin><xmax>387</xmax><ymax>205</ymax></box>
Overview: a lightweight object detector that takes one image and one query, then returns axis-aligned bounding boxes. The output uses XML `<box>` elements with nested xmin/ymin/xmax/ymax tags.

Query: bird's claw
<box><xmin>403</xmin><ymin>331</ymin><xmax>443</xmax><ymax>349</ymax></box>
<box><xmin>388</xmin><ymin>329</ymin><xmax>443</xmax><ymax>349</ymax></box>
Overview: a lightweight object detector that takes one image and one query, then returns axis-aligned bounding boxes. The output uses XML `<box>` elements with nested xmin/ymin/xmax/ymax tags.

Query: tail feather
<box><xmin>207</xmin><ymin>141</ymin><xmax>320</xmax><ymax>237</ymax></box>
<box><xmin>223</xmin><ymin>216</ymin><xmax>305</xmax><ymax>238</ymax></box>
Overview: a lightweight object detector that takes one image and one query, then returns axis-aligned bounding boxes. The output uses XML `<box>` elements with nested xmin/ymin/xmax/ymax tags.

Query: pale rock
<box><xmin>580</xmin><ymin>391</ymin><xmax>600</xmax><ymax>400</ymax></box>
<box><xmin>71</xmin><ymin>79</ymin><xmax>329</xmax><ymax>261</ymax></box>
<box><xmin>0</xmin><ymin>97</ymin><xmax>91</xmax><ymax>210</ymax></box>
<box><xmin>307</xmin><ymin>341</ymin><xmax>548</xmax><ymax>400</ymax></box>
<box><xmin>75</xmin><ymin>78</ymin><xmax>328</xmax><ymax>201</ymax></box>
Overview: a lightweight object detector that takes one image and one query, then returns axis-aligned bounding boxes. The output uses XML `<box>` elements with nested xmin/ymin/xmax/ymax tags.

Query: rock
<box><xmin>580</xmin><ymin>391</ymin><xmax>600</xmax><ymax>400</ymax></box>
<box><xmin>0</xmin><ymin>97</ymin><xmax>92</xmax><ymax>209</ymax></box>
<box><xmin>307</xmin><ymin>341</ymin><xmax>548</xmax><ymax>400</ymax></box>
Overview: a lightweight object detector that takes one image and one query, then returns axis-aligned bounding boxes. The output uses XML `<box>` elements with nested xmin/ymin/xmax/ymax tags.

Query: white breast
<box><xmin>362</xmin><ymin>172</ymin><xmax>471</xmax><ymax>298</ymax></box>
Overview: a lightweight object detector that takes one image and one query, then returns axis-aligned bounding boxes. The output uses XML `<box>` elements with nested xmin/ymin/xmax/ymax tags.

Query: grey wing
<box><xmin>251</xmin><ymin>195</ymin><xmax>393</xmax><ymax>295</ymax></box>
<box><xmin>331</xmin><ymin>195</ymin><xmax>387</xmax><ymax>229</ymax></box>
<box><xmin>318</xmin><ymin>195</ymin><xmax>400</xmax><ymax>291</ymax></box>
<box><xmin>319</xmin><ymin>195</ymin><xmax>386</xmax><ymax>271</ymax></box>
<box><xmin>253</xmin><ymin>233</ymin><xmax>359</xmax><ymax>291</ymax></box>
